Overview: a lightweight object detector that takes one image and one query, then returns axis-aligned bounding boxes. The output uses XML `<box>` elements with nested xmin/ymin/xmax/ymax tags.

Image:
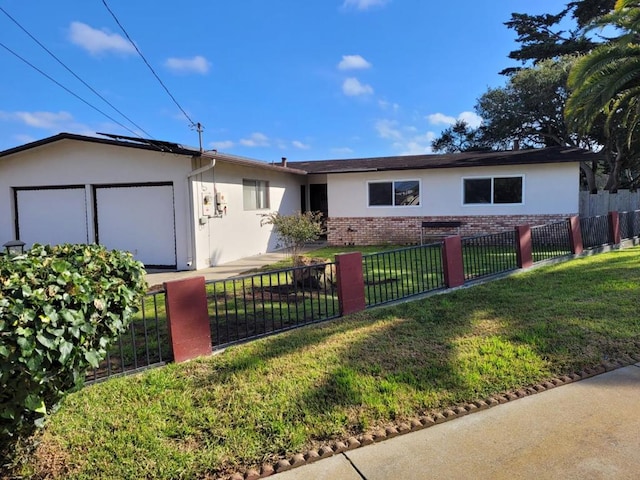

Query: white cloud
<box><xmin>375</xmin><ymin>119</ymin><xmax>402</xmax><ymax>140</ymax></box>
<box><xmin>378</xmin><ymin>100</ymin><xmax>400</xmax><ymax>112</ymax></box>
<box><xmin>338</xmin><ymin>55</ymin><xmax>372</xmax><ymax>70</ymax></box>
<box><xmin>331</xmin><ymin>147</ymin><xmax>354</xmax><ymax>156</ymax></box>
<box><xmin>427</xmin><ymin>111</ymin><xmax>483</xmax><ymax>129</ymax></box>
<box><xmin>292</xmin><ymin>140</ymin><xmax>310</xmax><ymax>150</ymax></box>
<box><xmin>165</xmin><ymin>55</ymin><xmax>211</xmax><ymax>75</ymax></box>
<box><xmin>240</xmin><ymin>132</ymin><xmax>270</xmax><ymax>147</ymax></box>
<box><xmin>342</xmin><ymin>0</ymin><xmax>390</xmax><ymax>11</ymax></box>
<box><xmin>458</xmin><ymin>111</ymin><xmax>483</xmax><ymax>129</ymax></box>
<box><xmin>0</xmin><ymin>110</ymin><xmax>74</xmax><ymax>129</ymax></box>
<box><xmin>210</xmin><ymin>140</ymin><xmax>234</xmax><ymax>150</ymax></box>
<box><xmin>376</xmin><ymin>118</ymin><xmax>436</xmax><ymax>155</ymax></box>
<box><xmin>342</xmin><ymin>77</ymin><xmax>374</xmax><ymax>96</ymax></box>
<box><xmin>427</xmin><ymin>113</ymin><xmax>456</xmax><ymax>126</ymax></box>
<box><xmin>68</xmin><ymin>21</ymin><xmax>135</xmax><ymax>55</ymax></box>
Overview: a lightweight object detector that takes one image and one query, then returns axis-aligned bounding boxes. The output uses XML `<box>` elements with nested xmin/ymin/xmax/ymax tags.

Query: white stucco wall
<box><xmin>189</xmin><ymin>161</ymin><xmax>303</xmax><ymax>268</ymax></box>
<box><xmin>326</xmin><ymin>163</ymin><xmax>579</xmax><ymax>217</ymax></box>
<box><xmin>0</xmin><ymin>139</ymin><xmax>194</xmax><ymax>268</ymax></box>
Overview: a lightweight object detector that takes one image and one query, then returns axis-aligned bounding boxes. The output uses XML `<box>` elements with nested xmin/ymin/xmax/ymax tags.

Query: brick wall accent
<box><xmin>326</xmin><ymin>214</ymin><xmax>575</xmax><ymax>246</ymax></box>
<box><xmin>164</xmin><ymin>276</ymin><xmax>212</xmax><ymax>362</ymax></box>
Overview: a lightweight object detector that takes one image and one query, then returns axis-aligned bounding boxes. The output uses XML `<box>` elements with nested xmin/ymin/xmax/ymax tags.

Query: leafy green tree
<box><xmin>431</xmin><ymin>120</ymin><xmax>491</xmax><ymax>153</ymax></box>
<box><xmin>261</xmin><ymin>211</ymin><xmax>323</xmax><ymax>259</ymax></box>
<box><xmin>501</xmin><ymin>0</ymin><xmax>615</xmax><ymax>74</ymax></box>
<box><xmin>566</xmin><ymin>0</ymin><xmax>640</xmax><ymax>190</ymax></box>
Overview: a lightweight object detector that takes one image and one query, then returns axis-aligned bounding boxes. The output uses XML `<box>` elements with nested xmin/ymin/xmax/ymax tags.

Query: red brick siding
<box><xmin>326</xmin><ymin>214</ymin><xmax>576</xmax><ymax>245</ymax></box>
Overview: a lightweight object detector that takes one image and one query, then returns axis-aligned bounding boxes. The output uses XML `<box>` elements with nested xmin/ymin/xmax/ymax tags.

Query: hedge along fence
<box><xmin>103</xmin><ymin>211</ymin><xmax>638</xmax><ymax>375</ymax></box>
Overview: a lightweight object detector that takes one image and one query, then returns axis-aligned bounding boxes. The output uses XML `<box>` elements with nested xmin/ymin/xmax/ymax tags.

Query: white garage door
<box><xmin>94</xmin><ymin>183</ymin><xmax>176</xmax><ymax>268</ymax></box>
<box><xmin>16</xmin><ymin>187</ymin><xmax>89</xmax><ymax>247</ymax></box>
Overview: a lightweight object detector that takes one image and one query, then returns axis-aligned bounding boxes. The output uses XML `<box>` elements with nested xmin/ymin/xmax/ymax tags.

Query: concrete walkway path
<box><xmin>144</xmin><ymin>244</ymin><xmax>325</xmax><ymax>288</ymax></box>
<box><xmin>273</xmin><ymin>364</ymin><xmax>640</xmax><ymax>480</ymax></box>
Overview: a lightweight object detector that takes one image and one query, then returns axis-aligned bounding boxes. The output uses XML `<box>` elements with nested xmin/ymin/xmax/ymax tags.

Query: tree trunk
<box><xmin>580</xmin><ymin>162</ymin><xmax>597</xmax><ymax>193</ymax></box>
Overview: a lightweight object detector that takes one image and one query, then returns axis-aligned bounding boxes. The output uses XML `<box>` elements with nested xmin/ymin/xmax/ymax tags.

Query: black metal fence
<box><xmin>580</xmin><ymin>215</ymin><xmax>610</xmax><ymax>248</ymax></box>
<box><xmin>363</xmin><ymin>243</ymin><xmax>445</xmax><ymax>307</ymax></box>
<box><xmin>461</xmin><ymin>230</ymin><xmax>518</xmax><ymax>281</ymax></box>
<box><xmin>86</xmin><ymin>289</ymin><xmax>170</xmax><ymax>383</ymax></box>
<box><xmin>90</xmin><ymin>211</ymin><xmax>640</xmax><ymax>381</ymax></box>
<box><xmin>620</xmin><ymin>210</ymin><xmax>640</xmax><ymax>239</ymax></box>
<box><xmin>531</xmin><ymin>220</ymin><xmax>572</xmax><ymax>263</ymax></box>
<box><xmin>207</xmin><ymin>263</ymin><xmax>339</xmax><ymax>349</ymax></box>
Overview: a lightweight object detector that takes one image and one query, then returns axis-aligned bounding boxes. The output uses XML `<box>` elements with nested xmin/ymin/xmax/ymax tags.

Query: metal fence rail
<box><xmin>363</xmin><ymin>243</ymin><xmax>445</xmax><ymax>307</ymax></box>
<box><xmin>580</xmin><ymin>215</ymin><xmax>610</xmax><ymax>248</ymax></box>
<box><xmin>207</xmin><ymin>263</ymin><xmax>339</xmax><ymax>349</ymax></box>
<box><xmin>531</xmin><ymin>220</ymin><xmax>572</xmax><ymax>263</ymax></box>
<box><xmin>86</xmin><ymin>289</ymin><xmax>170</xmax><ymax>383</ymax></box>
<box><xmin>619</xmin><ymin>210</ymin><xmax>640</xmax><ymax>240</ymax></box>
<box><xmin>462</xmin><ymin>230</ymin><xmax>518</xmax><ymax>281</ymax></box>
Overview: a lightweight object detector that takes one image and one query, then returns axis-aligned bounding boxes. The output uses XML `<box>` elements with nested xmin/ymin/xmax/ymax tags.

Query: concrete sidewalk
<box><xmin>272</xmin><ymin>364</ymin><xmax>640</xmax><ymax>480</ymax></box>
<box><xmin>144</xmin><ymin>244</ymin><xmax>325</xmax><ymax>288</ymax></box>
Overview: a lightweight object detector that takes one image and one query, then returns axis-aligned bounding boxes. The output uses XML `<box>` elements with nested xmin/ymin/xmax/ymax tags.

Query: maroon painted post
<box><xmin>568</xmin><ymin>216</ymin><xmax>583</xmax><ymax>255</ymax></box>
<box><xmin>515</xmin><ymin>225</ymin><xmax>533</xmax><ymax>269</ymax></box>
<box><xmin>164</xmin><ymin>276</ymin><xmax>212</xmax><ymax>363</ymax></box>
<box><xmin>442</xmin><ymin>235</ymin><xmax>465</xmax><ymax>288</ymax></box>
<box><xmin>335</xmin><ymin>252</ymin><xmax>366</xmax><ymax>316</ymax></box>
<box><xmin>608</xmin><ymin>211</ymin><xmax>621</xmax><ymax>245</ymax></box>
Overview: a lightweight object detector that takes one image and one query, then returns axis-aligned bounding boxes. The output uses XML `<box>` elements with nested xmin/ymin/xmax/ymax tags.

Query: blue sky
<box><xmin>0</xmin><ymin>0</ymin><xmax>569</xmax><ymax>161</ymax></box>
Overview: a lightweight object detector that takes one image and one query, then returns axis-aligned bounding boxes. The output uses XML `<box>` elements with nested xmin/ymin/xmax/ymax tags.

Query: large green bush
<box><xmin>0</xmin><ymin>244</ymin><xmax>146</xmax><ymax>449</ymax></box>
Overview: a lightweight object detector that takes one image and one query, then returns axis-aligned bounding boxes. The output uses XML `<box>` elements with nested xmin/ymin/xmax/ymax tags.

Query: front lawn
<box><xmin>17</xmin><ymin>248</ymin><xmax>640</xmax><ymax>479</ymax></box>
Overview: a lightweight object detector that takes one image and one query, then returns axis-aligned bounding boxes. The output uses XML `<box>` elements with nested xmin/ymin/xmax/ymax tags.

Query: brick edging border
<box><xmin>227</xmin><ymin>354</ymin><xmax>640</xmax><ymax>480</ymax></box>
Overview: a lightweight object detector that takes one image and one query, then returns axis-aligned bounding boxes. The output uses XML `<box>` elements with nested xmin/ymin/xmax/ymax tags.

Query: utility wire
<box><xmin>101</xmin><ymin>0</ymin><xmax>198</xmax><ymax>128</ymax></box>
<box><xmin>0</xmin><ymin>41</ymin><xmax>144</xmax><ymax>138</ymax></box>
<box><xmin>0</xmin><ymin>6</ymin><xmax>154</xmax><ymax>139</ymax></box>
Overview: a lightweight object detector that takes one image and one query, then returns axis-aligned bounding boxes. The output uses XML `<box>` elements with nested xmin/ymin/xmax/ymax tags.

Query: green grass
<box><xmin>18</xmin><ymin>248</ymin><xmax>640</xmax><ymax>479</ymax></box>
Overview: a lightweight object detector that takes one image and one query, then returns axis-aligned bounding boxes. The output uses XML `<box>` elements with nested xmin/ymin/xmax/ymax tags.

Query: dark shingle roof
<box><xmin>287</xmin><ymin>146</ymin><xmax>599</xmax><ymax>174</ymax></box>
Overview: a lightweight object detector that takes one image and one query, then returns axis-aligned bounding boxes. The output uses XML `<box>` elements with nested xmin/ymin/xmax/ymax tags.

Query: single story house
<box><xmin>0</xmin><ymin>133</ymin><xmax>305</xmax><ymax>270</ymax></box>
<box><xmin>289</xmin><ymin>147</ymin><xmax>597</xmax><ymax>245</ymax></box>
<box><xmin>0</xmin><ymin>133</ymin><xmax>599</xmax><ymax>270</ymax></box>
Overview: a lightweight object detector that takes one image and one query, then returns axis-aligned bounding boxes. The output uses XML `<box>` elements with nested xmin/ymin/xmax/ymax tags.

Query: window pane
<box><xmin>369</xmin><ymin>182</ymin><xmax>393</xmax><ymax>206</ymax></box>
<box><xmin>257</xmin><ymin>181</ymin><xmax>269</xmax><ymax>209</ymax></box>
<box><xmin>243</xmin><ymin>179</ymin><xmax>257</xmax><ymax>210</ymax></box>
<box><xmin>464</xmin><ymin>178</ymin><xmax>491</xmax><ymax>204</ymax></box>
<box><xmin>395</xmin><ymin>180</ymin><xmax>420</xmax><ymax>206</ymax></box>
<box><xmin>494</xmin><ymin>177</ymin><xmax>522</xmax><ymax>204</ymax></box>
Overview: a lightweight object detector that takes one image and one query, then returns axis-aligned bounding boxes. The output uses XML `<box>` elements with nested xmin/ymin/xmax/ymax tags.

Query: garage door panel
<box><xmin>16</xmin><ymin>188</ymin><xmax>89</xmax><ymax>246</ymax></box>
<box><xmin>95</xmin><ymin>184</ymin><xmax>176</xmax><ymax>268</ymax></box>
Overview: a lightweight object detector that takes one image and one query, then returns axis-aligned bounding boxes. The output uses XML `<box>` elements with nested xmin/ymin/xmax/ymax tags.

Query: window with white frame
<box><xmin>368</xmin><ymin>180</ymin><xmax>420</xmax><ymax>207</ymax></box>
<box><xmin>463</xmin><ymin>176</ymin><xmax>523</xmax><ymax>205</ymax></box>
<box><xmin>243</xmin><ymin>179</ymin><xmax>269</xmax><ymax>210</ymax></box>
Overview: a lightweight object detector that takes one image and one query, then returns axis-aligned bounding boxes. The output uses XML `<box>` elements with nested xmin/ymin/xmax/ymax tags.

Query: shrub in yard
<box><xmin>0</xmin><ymin>244</ymin><xmax>147</xmax><ymax>451</ymax></box>
<box><xmin>261</xmin><ymin>210</ymin><xmax>324</xmax><ymax>259</ymax></box>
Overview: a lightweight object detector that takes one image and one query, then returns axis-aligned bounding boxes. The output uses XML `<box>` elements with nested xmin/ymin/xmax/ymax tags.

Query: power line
<box><xmin>0</xmin><ymin>41</ymin><xmax>145</xmax><ymax>138</ymax></box>
<box><xmin>0</xmin><ymin>6</ymin><xmax>154</xmax><ymax>139</ymax></box>
<box><xmin>101</xmin><ymin>0</ymin><xmax>198</xmax><ymax>129</ymax></box>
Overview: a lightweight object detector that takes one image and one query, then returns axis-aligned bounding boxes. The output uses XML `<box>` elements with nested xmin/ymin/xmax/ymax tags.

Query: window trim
<box><xmin>242</xmin><ymin>178</ymin><xmax>270</xmax><ymax>211</ymax></box>
<box><xmin>367</xmin><ymin>179</ymin><xmax>421</xmax><ymax>208</ymax></box>
<box><xmin>461</xmin><ymin>175</ymin><xmax>524</xmax><ymax>206</ymax></box>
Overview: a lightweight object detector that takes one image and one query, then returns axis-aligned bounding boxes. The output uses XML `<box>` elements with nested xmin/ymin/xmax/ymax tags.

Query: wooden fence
<box><xmin>580</xmin><ymin>190</ymin><xmax>640</xmax><ymax>216</ymax></box>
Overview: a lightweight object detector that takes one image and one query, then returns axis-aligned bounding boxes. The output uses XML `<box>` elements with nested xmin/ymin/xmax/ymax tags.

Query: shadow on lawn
<box><xmin>190</xmin><ymin>249</ymin><xmax>640</xmax><ymax>443</ymax></box>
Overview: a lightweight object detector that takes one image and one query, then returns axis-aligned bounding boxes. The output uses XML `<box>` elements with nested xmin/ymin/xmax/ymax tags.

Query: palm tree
<box><xmin>566</xmin><ymin>0</ymin><xmax>640</xmax><ymax>144</ymax></box>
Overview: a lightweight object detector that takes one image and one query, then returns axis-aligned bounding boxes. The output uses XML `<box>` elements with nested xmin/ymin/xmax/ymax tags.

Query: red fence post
<box><xmin>608</xmin><ymin>211</ymin><xmax>621</xmax><ymax>245</ymax></box>
<box><xmin>515</xmin><ymin>225</ymin><xmax>533</xmax><ymax>269</ymax></box>
<box><xmin>335</xmin><ymin>252</ymin><xmax>366</xmax><ymax>316</ymax></box>
<box><xmin>164</xmin><ymin>276</ymin><xmax>212</xmax><ymax>363</ymax></box>
<box><xmin>568</xmin><ymin>216</ymin><xmax>583</xmax><ymax>255</ymax></box>
<box><xmin>442</xmin><ymin>235</ymin><xmax>465</xmax><ymax>288</ymax></box>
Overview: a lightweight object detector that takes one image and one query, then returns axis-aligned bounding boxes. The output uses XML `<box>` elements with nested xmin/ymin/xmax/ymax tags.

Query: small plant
<box><xmin>0</xmin><ymin>243</ymin><xmax>147</xmax><ymax>453</ymax></box>
<box><xmin>261</xmin><ymin>211</ymin><xmax>324</xmax><ymax>259</ymax></box>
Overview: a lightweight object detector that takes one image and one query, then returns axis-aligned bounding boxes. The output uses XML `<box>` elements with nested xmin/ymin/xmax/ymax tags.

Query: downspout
<box><xmin>186</xmin><ymin>155</ymin><xmax>216</xmax><ymax>270</ymax></box>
